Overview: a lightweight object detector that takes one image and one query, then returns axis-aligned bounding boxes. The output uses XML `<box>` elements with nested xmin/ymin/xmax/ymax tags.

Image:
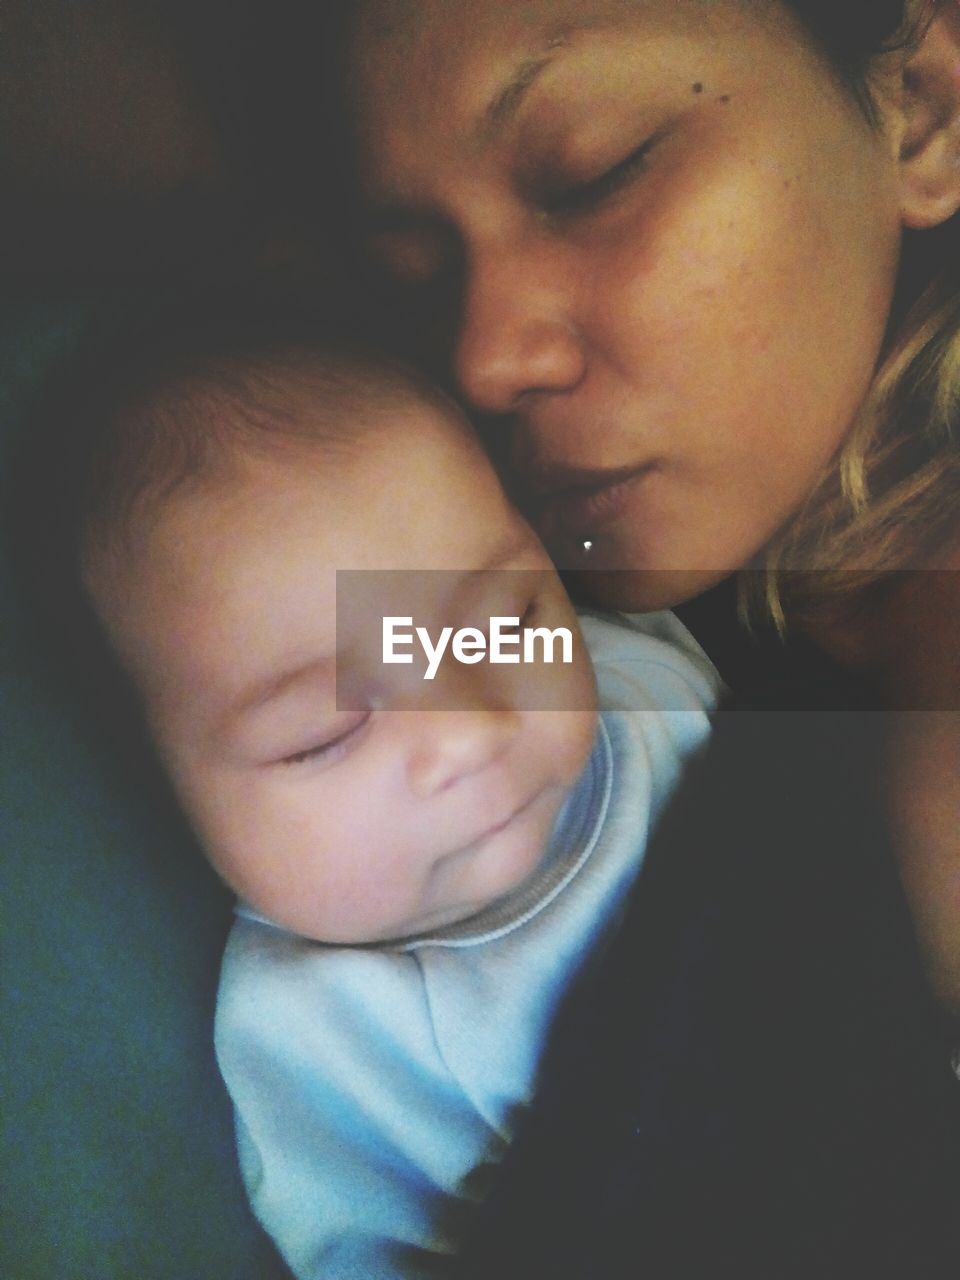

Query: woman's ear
<box><xmin>896</xmin><ymin>2</ymin><xmax>960</xmax><ymax>228</ymax></box>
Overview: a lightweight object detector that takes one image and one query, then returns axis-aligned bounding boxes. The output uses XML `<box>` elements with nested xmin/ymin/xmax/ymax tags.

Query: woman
<box><xmin>328</xmin><ymin>0</ymin><xmax>960</xmax><ymax>1272</ymax></box>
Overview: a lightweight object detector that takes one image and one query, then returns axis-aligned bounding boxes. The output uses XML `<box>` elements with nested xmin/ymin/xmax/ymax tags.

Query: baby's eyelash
<box><xmin>280</xmin><ymin>711</ymin><xmax>372</xmax><ymax>767</ymax></box>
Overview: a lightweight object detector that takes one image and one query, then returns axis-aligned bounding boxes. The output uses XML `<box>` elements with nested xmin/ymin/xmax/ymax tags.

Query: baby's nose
<box><xmin>406</xmin><ymin>707</ymin><xmax>519</xmax><ymax>798</ymax></box>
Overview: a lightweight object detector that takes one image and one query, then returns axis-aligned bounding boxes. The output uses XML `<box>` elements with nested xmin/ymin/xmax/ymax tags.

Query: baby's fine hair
<box><xmin>59</xmin><ymin>290</ymin><xmax>452</xmax><ymax>578</ymax></box>
<box><xmin>9</xmin><ymin>285</ymin><xmax>455</xmax><ymax>726</ymax></box>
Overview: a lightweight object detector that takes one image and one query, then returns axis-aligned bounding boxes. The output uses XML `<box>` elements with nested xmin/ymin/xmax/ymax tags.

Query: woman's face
<box><xmin>350</xmin><ymin>0</ymin><xmax>905</xmax><ymax>609</ymax></box>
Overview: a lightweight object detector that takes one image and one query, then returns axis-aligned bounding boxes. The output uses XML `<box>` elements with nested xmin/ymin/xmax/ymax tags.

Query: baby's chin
<box><xmin>235</xmin><ymin>781</ymin><xmax>576</xmax><ymax>946</ymax></box>
<box><xmin>405</xmin><ymin>784</ymin><xmax>569</xmax><ymax>934</ymax></box>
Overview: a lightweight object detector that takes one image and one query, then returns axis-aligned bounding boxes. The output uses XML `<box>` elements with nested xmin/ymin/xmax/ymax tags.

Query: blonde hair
<box><xmin>746</xmin><ymin>3</ymin><xmax>960</xmax><ymax>629</ymax></box>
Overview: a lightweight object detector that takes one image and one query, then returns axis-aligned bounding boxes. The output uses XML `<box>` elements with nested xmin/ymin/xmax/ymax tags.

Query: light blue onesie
<box><xmin>215</xmin><ymin>612</ymin><xmax>720</xmax><ymax>1279</ymax></box>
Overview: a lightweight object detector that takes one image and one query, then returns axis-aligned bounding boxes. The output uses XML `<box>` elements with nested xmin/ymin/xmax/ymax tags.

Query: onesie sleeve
<box><xmin>214</xmin><ymin>921</ymin><xmax>499</xmax><ymax>1280</ymax></box>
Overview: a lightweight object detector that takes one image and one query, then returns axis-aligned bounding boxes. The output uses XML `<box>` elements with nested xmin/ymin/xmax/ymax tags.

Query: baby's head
<box><xmin>73</xmin><ymin>307</ymin><xmax>597</xmax><ymax>943</ymax></box>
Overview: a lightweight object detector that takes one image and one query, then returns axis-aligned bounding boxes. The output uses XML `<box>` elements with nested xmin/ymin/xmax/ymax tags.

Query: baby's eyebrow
<box><xmin>220</xmin><ymin>658</ymin><xmax>337</xmax><ymax>733</ymax></box>
<box><xmin>214</xmin><ymin>534</ymin><xmax>538</xmax><ymax>734</ymax></box>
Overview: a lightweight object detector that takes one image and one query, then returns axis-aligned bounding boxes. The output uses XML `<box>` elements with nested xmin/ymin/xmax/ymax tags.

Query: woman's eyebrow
<box><xmin>485</xmin><ymin>52</ymin><xmax>558</xmax><ymax>133</ymax></box>
<box><xmin>482</xmin><ymin>27</ymin><xmax>592</xmax><ymax>138</ymax></box>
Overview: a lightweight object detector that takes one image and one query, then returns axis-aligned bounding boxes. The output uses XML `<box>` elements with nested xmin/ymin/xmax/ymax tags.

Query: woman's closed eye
<box><xmin>539</xmin><ymin>136</ymin><xmax>659</xmax><ymax>220</ymax></box>
<box><xmin>278</xmin><ymin>710</ymin><xmax>373</xmax><ymax>768</ymax></box>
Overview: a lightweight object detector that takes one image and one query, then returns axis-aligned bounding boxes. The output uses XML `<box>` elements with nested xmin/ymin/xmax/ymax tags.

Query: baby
<box><xmin>68</xmin><ymin>307</ymin><xmax>718</xmax><ymax>1278</ymax></box>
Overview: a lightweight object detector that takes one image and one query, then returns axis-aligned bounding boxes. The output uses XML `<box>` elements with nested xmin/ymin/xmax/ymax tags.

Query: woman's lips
<box><xmin>530</xmin><ymin>463</ymin><xmax>656</xmax><ymax>556</ymax></box>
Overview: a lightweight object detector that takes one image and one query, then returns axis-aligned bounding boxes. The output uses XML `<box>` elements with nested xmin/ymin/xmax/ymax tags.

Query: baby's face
<box><xmin>96</xmin><ymin>398</ymin><xmax>597</xmax><ymax>942</ymax></box>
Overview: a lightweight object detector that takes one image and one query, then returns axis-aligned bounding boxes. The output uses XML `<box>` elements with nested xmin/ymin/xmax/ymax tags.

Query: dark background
<box><xmin>0</xmin><ymin>4</ymin><xmax>321</xmax><ymax>1275</ymax></box>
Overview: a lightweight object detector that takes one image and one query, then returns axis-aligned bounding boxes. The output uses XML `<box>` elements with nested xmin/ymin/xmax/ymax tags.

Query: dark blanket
<box><xmin>461</xmin><ymin>643</ymin><xmax>960</xmax><ymax>1279</ymax></box>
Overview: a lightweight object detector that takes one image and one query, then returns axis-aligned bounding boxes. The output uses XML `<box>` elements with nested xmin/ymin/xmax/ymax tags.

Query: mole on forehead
<box><xmin>360</xmin><ymin>1</ymin><xmax>720</xmax><ymax>120</ymax></box>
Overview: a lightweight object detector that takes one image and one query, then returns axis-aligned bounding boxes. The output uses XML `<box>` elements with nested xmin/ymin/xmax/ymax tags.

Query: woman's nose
<box><xmin>406</xmin><ymin>706</ymin><xmax>520</xmax><ymax>798</ymax></box>
<box><xmin>454</xmin><ymin>239</ymin><xmax>586</xmax><ymax>414</ymax></box>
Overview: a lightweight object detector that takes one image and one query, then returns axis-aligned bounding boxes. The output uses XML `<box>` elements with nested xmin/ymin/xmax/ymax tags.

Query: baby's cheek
<box><xmin>188</xmin><ymin>776</ymin><xmax>311</xmax><ymax>909</ymax></box>
<box><xmin>548</xmin><ymin>709</ymin><xmax>600</xmax><ymax>786</ymax></box>
<box><xmin>575</xmin><ymin>708</ymin><xmax>601</xmax><ymax>770</ymax></box>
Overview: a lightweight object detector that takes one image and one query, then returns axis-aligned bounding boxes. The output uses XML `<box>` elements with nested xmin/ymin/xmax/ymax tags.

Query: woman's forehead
<box><xmin>351</xmin><ymin>0</ymin><xmax>783</xmax><ymax>131</ymax></box>
<box><xmin>349</xmin><ymin>0</ymin><xmax>791</xmax><ymax>194</ymax></box>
